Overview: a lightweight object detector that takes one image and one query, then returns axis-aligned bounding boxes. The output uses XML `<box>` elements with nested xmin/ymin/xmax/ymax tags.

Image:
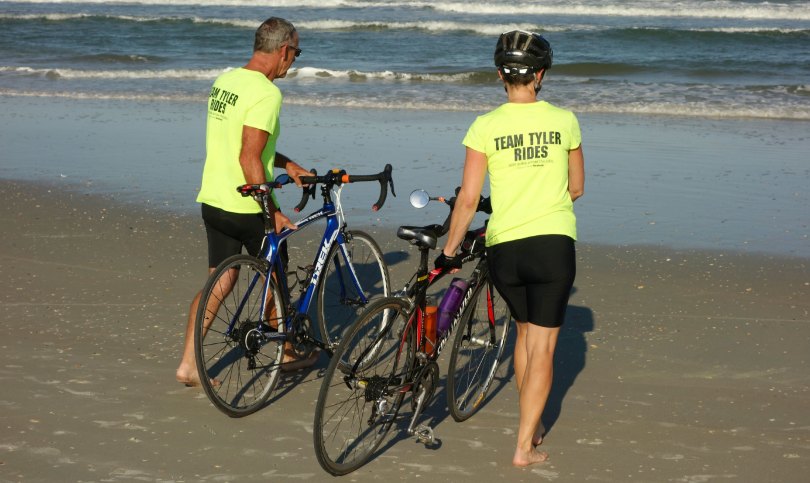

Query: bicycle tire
<box><xmin>316</xmin><ymin>230</ymin><xmax>390</xmax><ymax>350</ymax></box>
<box><xmin>314</xmin><ymin>297</ymin><xmax>415</xmax><ymax>475</ymax></box>
<box><xmin>446</xmin><ymin>276</ymin><xmax>511</xmax><ymax>422</ymax></box>
<box><xmin>194</xmin><ymin>254</ymin><xmax>285</xmax><ymax>418</ymax></box>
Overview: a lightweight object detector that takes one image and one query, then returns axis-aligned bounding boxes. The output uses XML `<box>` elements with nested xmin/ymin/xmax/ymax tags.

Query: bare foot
<box><xmin>533</xmin><ymin>423</ymin><xmax>545</xmax><ymax>446</ymax></box>
<box><xmin>176</xmin><ymin>365</ymin><xmax>201</xmax><ymax>387</ymax></box>
<box><xmin>512</xmin><ymin>448</ymin><xmax>549</xmax><ymax>467</ymax></box>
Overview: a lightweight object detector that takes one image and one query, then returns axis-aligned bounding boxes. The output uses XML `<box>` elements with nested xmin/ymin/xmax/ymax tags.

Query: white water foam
<box><xmin>8</xmin><ymin>0</ymin><xmax>810</xmax><ymax>21</ymax></box>
<box><xmin>2</xmin><ymin>87</ymin><xmax>807</xmax><ymax>121</ymax></box>
<box><xmin>0</xmin><ymin>65</ymin><xmax>227</xmax><ymax>80</ymax></box>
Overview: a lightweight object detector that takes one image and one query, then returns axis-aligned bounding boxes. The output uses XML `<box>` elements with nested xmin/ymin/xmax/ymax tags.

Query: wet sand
<box><xmin>1</xmin><ymin>178</ymin><xmax>808</xmax><ymax>481</ymax></box>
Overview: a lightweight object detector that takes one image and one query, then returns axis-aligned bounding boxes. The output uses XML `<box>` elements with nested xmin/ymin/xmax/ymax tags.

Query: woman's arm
<box><xmin>568</xmin><ymin>145</ymin><xmax>584</xmax><ymax>202</ymax></box>
<box><xmin>442</xmin><ymin>147</ymin><xmax>488</xmax><ymax>257</ymax></box>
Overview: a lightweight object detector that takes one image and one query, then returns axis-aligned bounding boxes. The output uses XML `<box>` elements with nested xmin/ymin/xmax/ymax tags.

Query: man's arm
<box><xmin>240</xmin><ymin>126</ymin><xmax>270</xmax><ymax>184</ymax></box>
<box><xmin>239</xmin><ymin>125</ymin><xmax>296</xmax><ymax>232</ymax></box>
<box><xmin>275</xmin><ymin>151</ymin><xmax>313</xmax><ymax>187</ymax></box>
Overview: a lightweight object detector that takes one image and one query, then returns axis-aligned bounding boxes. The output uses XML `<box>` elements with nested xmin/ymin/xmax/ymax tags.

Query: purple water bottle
<box><xmin>437</xmin><ymin>278</ymin><xmax>469</xmax><ymax>336</ymax></box>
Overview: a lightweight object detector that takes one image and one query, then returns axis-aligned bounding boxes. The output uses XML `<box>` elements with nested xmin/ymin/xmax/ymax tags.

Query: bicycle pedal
<box><xmin>414</xmin><ymin>424</ymin><xmax>436</xmax><ymax>445</ymax></box>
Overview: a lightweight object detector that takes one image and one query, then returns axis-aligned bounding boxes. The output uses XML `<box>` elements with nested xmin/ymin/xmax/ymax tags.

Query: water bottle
<box><xmin>423</xmin><ymin>300</ymin><xmax>438</xmax><ymax>354</ymax></box>
<box><xmin>437</xmin><ymin>278</ymin><xmax>469</xmax><ymax>336</ymax></box>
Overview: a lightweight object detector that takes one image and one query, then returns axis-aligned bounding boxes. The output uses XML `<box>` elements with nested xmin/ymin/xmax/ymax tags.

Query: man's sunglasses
<box><xmin>288</xmin><ymin>45</ymin><xmax>302</xmax><ymax>58</ymax></box>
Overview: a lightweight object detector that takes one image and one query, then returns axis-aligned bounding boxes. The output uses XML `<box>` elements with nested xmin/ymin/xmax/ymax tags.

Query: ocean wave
<box><xmin>3</xmin><ymin>13</ymin><xmax>807</xmax><ymax>37</ymax></box>
<box><xmin>71</xmin><ymin>54</ymin><xmax>161</xmax><ymax>64</ymax></box>
<box><xmin>294</xmin><ymin>19</ymin><xmax>586</xmax><ymax>35</ymax></box>
<box><xmin>0</xmin><ymin>13</ymin><xmax>593</xmax><ymax>35</ymax></box>
<box><xmin>0</xmin><ymin>88</ymin><xmax>200</xmax><ymax>102</ymax></box>
<box><xmin>289</xmin><ymin>66</ymin><xmax>496</xmax><ymax>83</ymax></box>
<box><xmin>1</xmin><ymin>64</ymin><xmax>802</xmax><ymax>86</ymax></box>
<box><xmin>2</xmin><ymin>87</ymin><xmax>807</xmax><ymax>121</ymax></box>
<box><xmin>426</xmin><ymin>1</ymin><xmax>810</xmax><ymax>21</ymax></box>
<box><xmin>0</xmin><ymin>13</ymin><xmax>259</xmax><ymax>28</ymax></box>
<box><xmin>8</xmin><ymin>0</ymin><xmax>810</xmax><ymax>21</ymax></box>
<box><xmin>0</xmin><ymin>65</ymin><xmax>497</xmax><ymax>83</ymax></box>
<box><xmin>0</xmin><ymin>65</ymin><xmax>227</xmax><ymax>80</ymax></box>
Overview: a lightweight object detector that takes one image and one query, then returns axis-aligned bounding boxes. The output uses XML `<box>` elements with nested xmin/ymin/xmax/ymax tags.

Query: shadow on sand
<box><xmin>371</xmin><ymin>286</ymin><xmax>594</xmax><ymax>459</ymax></box>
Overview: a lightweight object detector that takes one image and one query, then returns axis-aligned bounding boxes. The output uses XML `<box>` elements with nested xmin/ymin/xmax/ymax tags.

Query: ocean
<box><xmin>1</xmin><ymin>0</ymin><xmax>809</xmax><ymax>120</ymax></box>
<box><xmin>1</xmin><ymin>0</ymin><xmax>809</xmax><ymax>258</ymax></box>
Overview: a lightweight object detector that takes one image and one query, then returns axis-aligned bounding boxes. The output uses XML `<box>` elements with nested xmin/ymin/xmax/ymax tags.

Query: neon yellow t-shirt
<box><xmin>196</xmin><ymin>68</ymin><xmax>282</xmax><ymax>214</ymax></box>
<box><xmin>462</xmin><ymin>101</ymin><xmax>581</xmax><ymax>246</ymax></box>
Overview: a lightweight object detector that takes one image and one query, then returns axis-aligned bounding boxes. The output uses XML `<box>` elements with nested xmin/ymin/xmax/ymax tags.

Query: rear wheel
<box><xmin>314</xmin><ymin>297</ymin><xmax>415</xmax><ymax>475</ymax></box>
<box><xmin>316</xmin><ymin>230</ymin><xmax>390</xmax><ymax>349</ymax></box>
<box><xmin>447</xmin><ymin>277</ymin><xmax>511</xmax><ymax>422</ymax></box>
<box><xmin>194</xmin><ymin>254</ymin><xmax>285</xmax><ymax>417</ymax></box>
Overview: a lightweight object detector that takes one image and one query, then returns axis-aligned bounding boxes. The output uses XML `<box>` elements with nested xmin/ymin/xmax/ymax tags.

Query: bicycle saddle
<box><xmin>396</xmin><ymin>224</ymin><xmax>443</xmax><ymax>249</ymax></box>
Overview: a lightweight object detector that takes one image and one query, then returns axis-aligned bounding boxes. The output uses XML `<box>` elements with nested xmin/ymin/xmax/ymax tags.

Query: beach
<box><xmin>2</xmin><ymin>100</ymin><xmax>809</xmax><ymax>480</ymax></box>
<box><xmin>3</xmin><ymin>0</ymin><xmax>810</xmax><ymax>479</ymax></box>
<box><xmin>1</xmin><ymin>177</ymin><xmax>808</xmax><ymax>481</ymax></box>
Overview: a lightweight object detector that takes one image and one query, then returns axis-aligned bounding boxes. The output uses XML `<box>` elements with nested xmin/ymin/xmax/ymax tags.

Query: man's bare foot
<box><xmin>512</xmin><ymin>448</ymin><xmax>549</xmax><ymax>467</ymax></box>
<box><xmin>176</xmin><ymin>367</ymin><xmax>221</xmax><ymax>388</ymax></box>
<box><xmin>176</xmin><ymin>366</ymin><xmax>201</xmax><ymax>387</ymax></box>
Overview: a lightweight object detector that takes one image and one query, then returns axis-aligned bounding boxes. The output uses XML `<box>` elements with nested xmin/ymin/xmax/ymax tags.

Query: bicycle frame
<box><xmin>406</xmin><ymin>226</ymin><xmax>490</xmax><ymax>362</ymax></box>
<box><xmin>226</xmin><ymin>185</ymin><xmax>369</xmax><ymax>353</ymax></box>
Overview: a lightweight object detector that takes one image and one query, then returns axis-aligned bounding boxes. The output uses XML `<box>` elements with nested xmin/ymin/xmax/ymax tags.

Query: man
<box><xmin>176</xmin><ymin>17</ymin><xmax>314</xmax><ymax>386</ymax></box>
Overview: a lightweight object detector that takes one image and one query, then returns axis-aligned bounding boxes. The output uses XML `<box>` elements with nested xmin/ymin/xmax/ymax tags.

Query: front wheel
<box><xmin>446</xmin><ymin>277</ymin><xmax>511</xmax><ymax>422</ymax></box>
<box><xmin>194</xmin><ymin>254</ymin><xmax>285</xmax><ymax>417</ymax></box>
<box><xmin>314</xmin><ymin>297</ymin><xmax>415</xmax><ymax>475</ymax></box>
<box><xmin>316</xmin><ymin>230</ymin><xmax>390</xmax><ymax>349</ymax></box>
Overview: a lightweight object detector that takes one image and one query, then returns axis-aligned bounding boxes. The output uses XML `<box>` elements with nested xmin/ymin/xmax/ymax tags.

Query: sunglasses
<box><xmin>288</xmin><ymin>45</ymin><xmax>302</xmax><ymax>58</ymax></box>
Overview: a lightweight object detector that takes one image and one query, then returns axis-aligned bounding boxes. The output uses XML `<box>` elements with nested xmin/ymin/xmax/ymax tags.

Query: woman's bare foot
<box><xmin>533</xmin><ymin>423</ymin><xmax>545</xmax><ymax>446</ymax></box>
<box><xmin>512</xmin><ymin>447</ymin><xmax>549</xmax><ymax>467</ymax></box>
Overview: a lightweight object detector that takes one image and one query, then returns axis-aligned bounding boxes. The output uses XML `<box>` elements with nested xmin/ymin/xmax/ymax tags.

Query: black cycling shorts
<box><xmin>486</xmin><ymin>234</ymin><xmax>575</xmax><ymax>328</ymax></box>
<box><xmin>201</xmin><ymin>203</ymin><xmax>288</xmax><ymax>269</ymax></box>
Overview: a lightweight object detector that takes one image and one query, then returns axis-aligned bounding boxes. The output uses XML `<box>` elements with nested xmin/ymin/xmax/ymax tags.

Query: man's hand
<box><xmin>285</xmin><ymin>161</ymin><xmax>314</xmax><ymax>187</ymax></box>
<box><xmin>274</xmin><ymin>210</ymin><xmax>297</xmax><ymax>233</ymax></box>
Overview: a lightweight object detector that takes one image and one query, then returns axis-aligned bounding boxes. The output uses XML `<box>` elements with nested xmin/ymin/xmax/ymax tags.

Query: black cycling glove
<box><xmin>435</xmin><ymin>252</ymin><xmax>462</xmax><ymax>270</ymax></box>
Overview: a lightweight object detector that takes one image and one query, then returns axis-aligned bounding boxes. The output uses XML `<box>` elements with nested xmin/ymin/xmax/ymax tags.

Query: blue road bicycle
<box><xmin>194</xmin><ymin>165</ymin><xmax>394</xmax><ymax>417</ymax></box>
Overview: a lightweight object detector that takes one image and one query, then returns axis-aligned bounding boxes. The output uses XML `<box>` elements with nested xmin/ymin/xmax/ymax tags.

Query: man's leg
<box><xmin>176</xmin><ymin>267</ymin><xmax>236</xmax><ymax>386</ymax></box>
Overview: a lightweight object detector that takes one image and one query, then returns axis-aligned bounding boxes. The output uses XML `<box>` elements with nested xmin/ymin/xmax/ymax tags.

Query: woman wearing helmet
<box><xmin>436</xmin><ymin>30</ymin><xmax>584</xmax><ymax>467</ymax></box>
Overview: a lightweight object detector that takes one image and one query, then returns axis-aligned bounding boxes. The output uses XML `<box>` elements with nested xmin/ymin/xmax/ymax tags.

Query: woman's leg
<box><xmin>512</xmin><ymin>323</ymin><xmax>560</xmax><ymax>467</ymax></box>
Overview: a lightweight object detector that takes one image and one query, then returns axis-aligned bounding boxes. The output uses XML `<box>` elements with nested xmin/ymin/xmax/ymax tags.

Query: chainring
<box><xmin>290</xmin><ymin>313</ymin><xmax>316</xmax><ymax>359</ymax></box>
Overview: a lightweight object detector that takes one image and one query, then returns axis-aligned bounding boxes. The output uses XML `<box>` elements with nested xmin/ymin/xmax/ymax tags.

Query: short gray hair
<box><xmin>254</xmin><ymin>17</ymin><xmax>296</xmax><ymax>53</ymax></box>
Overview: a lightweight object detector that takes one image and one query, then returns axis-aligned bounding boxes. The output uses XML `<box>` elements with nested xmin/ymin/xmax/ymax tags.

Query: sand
<box><xmin>1</xmin><ymin>178</ymin><xmax>808</xmax><ymax>482</ymax></box>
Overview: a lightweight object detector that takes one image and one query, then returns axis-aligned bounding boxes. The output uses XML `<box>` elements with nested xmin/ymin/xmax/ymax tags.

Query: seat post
<box><xmin>417</xmin><ymin>246</ymin><xmax>431</xmax><ymax>278</ymax></box>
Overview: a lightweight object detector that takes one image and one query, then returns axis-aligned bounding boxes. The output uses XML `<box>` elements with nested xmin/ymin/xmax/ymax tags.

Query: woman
<box><xmin>436</xmin><ymin>30</ymin><xmax>584</xmax><ymax>467</ymax></box>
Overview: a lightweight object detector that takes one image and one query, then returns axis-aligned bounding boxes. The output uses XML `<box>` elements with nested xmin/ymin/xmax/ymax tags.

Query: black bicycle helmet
<box><xmin>494</xmin><ymin>30</ymin><xmax>553</xmax><ymax>73</ymax></box>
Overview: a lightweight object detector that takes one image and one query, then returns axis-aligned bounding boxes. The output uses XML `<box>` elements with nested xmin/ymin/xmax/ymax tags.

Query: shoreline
<box><xmin>2</xmin><ymin>177</ymin><xmax>808</xmax><ymax>481</ymax></box>
<box><xmin>3</xmin><ymin>173</ymin><xmax>808</xmax><ymax>263</ymax></box>
<box><xmin>2</xmin><ymin>94</ymin><xmax>808</xmax><ymax>258</ymax></box>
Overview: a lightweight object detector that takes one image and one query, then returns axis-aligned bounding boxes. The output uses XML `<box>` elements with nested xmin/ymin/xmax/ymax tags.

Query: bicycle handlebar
<box><xmin>295</xmin><ymin>163</ymin><xmax>395</xmax><ymax>213</ymax></box>
<box><xmin>437</xmin><ymin>189</ymin><xmax>492</xmax><ymax>236</ymax></box>
<box><xmin>236</xmin><ymin>164</ymin><xmax>396</xmax><ymax>215</ymax></box>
